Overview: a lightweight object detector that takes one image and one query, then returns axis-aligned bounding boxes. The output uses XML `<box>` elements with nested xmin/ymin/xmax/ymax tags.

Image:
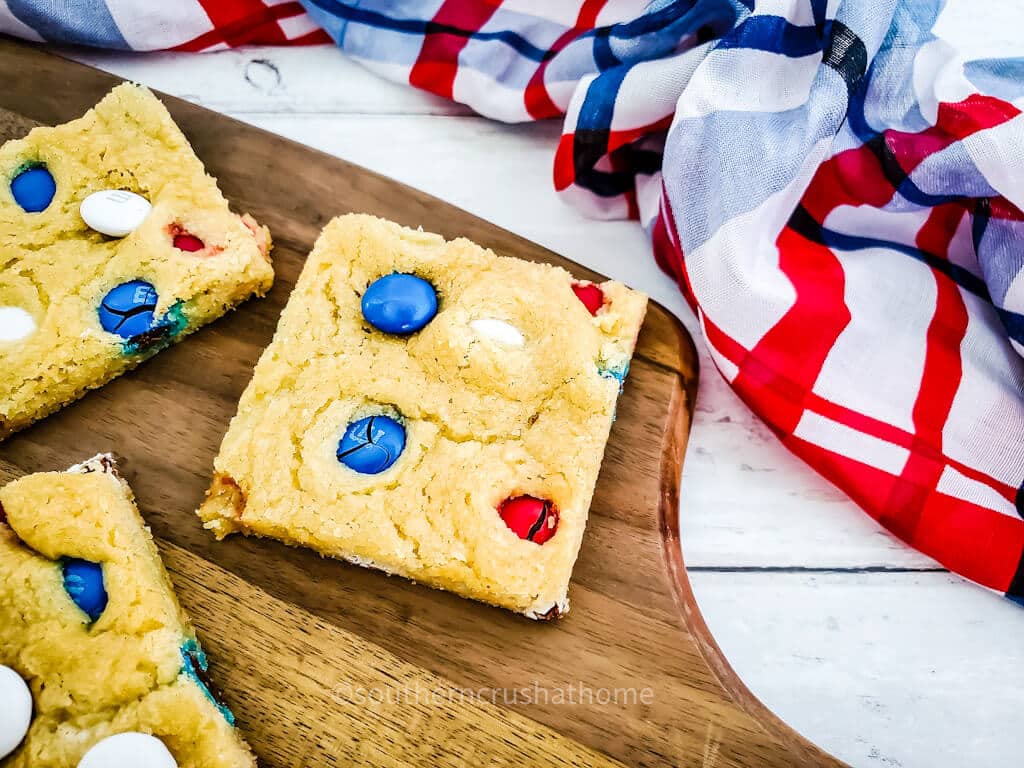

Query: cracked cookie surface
<box><xmin>0</xmin><ymin>84</ymin><xmax>274</xmax><ymax>440</ymax></box>
<box><xmin>0</xmin><ymin>455</ymin><xmax>255</xmax><ymax>768</ymax></box>
<box><xmin>198</xmin><ymin>214</ymin><xmax>646</xmax><ymax>618</ymax></box>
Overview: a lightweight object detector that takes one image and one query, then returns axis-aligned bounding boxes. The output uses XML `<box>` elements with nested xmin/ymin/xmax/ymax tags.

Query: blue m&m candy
<box><xmin>62</xmin><ymin>558</ymin><xmax>107</xmax><ymax>622</ymax></box>
<box><xmin>361</xmin><ymin>273</ymin><xmax>437</xmax><ymax>335</ymax></box>
<box><xmin>337</xmin><ymin>415</ymin><xmax>406</xmax><ymax>474</ymax></box>
<box><xmin>10</xmin><ymin>165</ymin><xmax>56</xmax><ymax>213</ymax></box>
<box><xmin>98</xmin><ymin>280</ymin><xmax>160</xmax><ymax>339</ymax></box>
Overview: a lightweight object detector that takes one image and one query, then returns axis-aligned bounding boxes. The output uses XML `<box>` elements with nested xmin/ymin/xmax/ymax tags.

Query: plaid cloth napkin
<box><xmin>3</xmin><ymin>0</ymin><xmax>1023</xmax><ymax>602</ymax></box>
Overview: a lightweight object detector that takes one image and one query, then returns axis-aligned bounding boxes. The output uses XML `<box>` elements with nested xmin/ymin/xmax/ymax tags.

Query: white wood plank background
<box><xmin>57</xmin><ymin>3</ymin><xmax>1024</xmax><ymax>765</ymax></box>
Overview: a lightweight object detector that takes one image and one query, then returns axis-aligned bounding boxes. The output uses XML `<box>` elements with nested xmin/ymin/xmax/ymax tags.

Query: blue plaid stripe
<box><xmin>8</xmin><ymin>0</ymin><xmax>128</xmax><ymax>48</ymax></box>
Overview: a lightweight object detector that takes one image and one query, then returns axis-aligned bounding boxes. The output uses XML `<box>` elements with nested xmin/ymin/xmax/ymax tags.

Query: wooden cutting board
<box><xmin>0</xmin><ymin>38</ymin><xmax>842</xmax><ymax>768</ymax></box>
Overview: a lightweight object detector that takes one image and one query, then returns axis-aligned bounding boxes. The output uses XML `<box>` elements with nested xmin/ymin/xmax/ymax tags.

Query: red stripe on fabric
<box><xmin>732</xmin><ymin>225</ymin><xmax>851</xmax><ymax>435</ymax></box>
<box><xmin>880</xmin><ymin>204</ymin><xmax>970</xmax><ymax>542</ymax></box>
<box><xmin>988</xmin><ymin>195</ymin><xmax>1024</xmax><ymax>221</ymax></box>
<box><xmin>524</xmin><ymin>0</ymin><xmax>607</xmax><ymax>119</ymax></box>
<box><xmin>724</xmin><ymin>143</ymin><xmax>883</xmax><ymax>455</ymax></box>
<box><xmin>916</xmin><ymin>202</ymin><xmax>968</xmax><ymax>258</ymax></box>
<box><xmin>175</xmin><ymin>0</ymin><xmax>312</xmax><ymax>50</ymax></box>
<box><xmin>409</xmin><ymin>1</ymin><xmax>501</xmax><ymax>99</ymax></box>
<box><xmin>885</xmin><ymin>127</ymin><xmax>958</xmax><ymax>174</ymax></box>
<box><xmin>916</xmin><ymin>491</ymin><xmax>1024</xmax><ymax>592</ymax></box>
<box><xmin>606</xmin><ymin>116</ymin><xmax>673</xmax><ymax>155</ymax></box>
<box><xmin>196</xmin><ymin>0</ymin><xmax>276</xmax><ymax>27</ymax></box>
<box><xmin>700</xmin><ymin>312</ymin><xmax>747</xmax><ymax>370</ymax></box>
<box><xmin>935</xmin><ymin>93</ymin><xmax>1021</xmax><ymax>139</ymax></box>
<box><xmin>626</xmin><ymin>191</ymin><xmax>639</xmax><ymax>220</ymax></box>
<box><xmin>652</xmin><ymin>188</ymin><xmax>699</xmax><ymax>309</ymax></box>
<box><xmin>745</xmin><ymin>377</ymin><xmax>1019</xmax><ymax>517</ymax></box>
<box><xmin>574</xmin><ymin>1</ymin><xmax>604</xmax><ymax>30</ymax></box>
<box><xmin>787</xmin><ymin>437</ymin><xmax>899</xmax><ymax>513</ymax></box>
<box><xmin>199</xmin><ymin>0</ymin><xmax>293</xmax><ymax>45</ymax></box>
<box><xmin>803</xmin><ymin>144</ymin><xmax>896</xmax><ymax>222</ymax></box>
<box><xmin>553</xmin><ymin>133</ymin><xmax>576</xmax><ymax>190</ymax></box>
<box><xmin>801</xmin><ymin>392</ymin><xmax>1018</xmax><ymax>503</ymax></box>
<box><xmin>939</xmin><ymin>458</ymin><xmax>1020</xmax><ymax>505</ymax></box>
<box><xmin>651</xmin><ymin>209</ymin><xmax>685</xmax><ymax>293</ymax></box>
<box><xmin>786</xmin><ymin>438</ymin><xmax>1024</xmax><ymax>593</ymax></box>
<box><xmin>807</xmin><ymin>395</ymin><xmax>913</xmax><ymax>450</ymax></box>
<box><xmin>884</xmin><ymin>95</ymin><xmax>1020</xmax><ymax>176</ymax></box>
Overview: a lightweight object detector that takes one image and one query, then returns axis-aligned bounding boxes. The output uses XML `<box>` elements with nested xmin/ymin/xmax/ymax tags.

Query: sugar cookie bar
<box><xmin>0</xmin><ymin>83</ymin><xmax>273</xmax><ymax>440</ymax></box>
<box><xmin>198</xmin><ymin>214</ymin><xmax>646</xmax><ymax>619</ymax></box>
<box><xmin>0</xmin><ymin>455</ymin><xmax>255</xmax><ymax>767</ymax></box>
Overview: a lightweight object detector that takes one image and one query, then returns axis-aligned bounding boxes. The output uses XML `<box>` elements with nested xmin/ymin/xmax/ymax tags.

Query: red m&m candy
<box><xmin>498</xmin><ymin>496</ymin><xmax>558</xmax><ymax>544</ymax></box>
<box><xmin>173</xmin><ymin>232</ymin><xmax>205</xmax><ymax>252</ymax></box>
<box><xmin>571</xmin><ymin>281</ymin><xmax>604</xmax><ymax>316</ymax></box>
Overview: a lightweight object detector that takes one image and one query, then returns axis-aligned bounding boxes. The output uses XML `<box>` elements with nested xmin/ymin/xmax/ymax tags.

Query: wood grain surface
<box><xmin>0</xmin><ymin>38</ymin><xmax>842</xmax><ymax>768</ymax></box>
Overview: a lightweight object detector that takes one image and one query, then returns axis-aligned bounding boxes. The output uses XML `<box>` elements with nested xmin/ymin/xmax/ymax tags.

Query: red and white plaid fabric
<box><xmin>0</xmin><ymin>0</ymin><xmax>328</xmax><ymax>51</ymax></box>
<box><xmin>165</xmin><ymin>0</ymin><xmax>329</xmax><ymax>51</ymax></box>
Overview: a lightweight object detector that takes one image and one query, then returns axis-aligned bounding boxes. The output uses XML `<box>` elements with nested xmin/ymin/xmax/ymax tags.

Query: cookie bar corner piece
<box><xmin>0</xmin><ymin>82</ymin><xmax>274</xmax><ymax>441</ymax></box>
<box><xmin>198</xmin><ymin>213</ymin><xmax>647</xmax><ymax>621</ymax></box>
<box><xmin>0</xmin><ymin>454</ymin><xmax>255</xmax><ymax>767</ymax></box>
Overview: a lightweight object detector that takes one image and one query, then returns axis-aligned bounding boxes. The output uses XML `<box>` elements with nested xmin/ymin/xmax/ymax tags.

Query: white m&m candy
<box><xmin>78</xmin><ymin>732</ymin><xmax>177</xmax><ymax>768</ymax></box>
<box><xmin>470</xmin><ymin>318</ymin><xmax>525</xmax><ymax>348</ymax></box>
<box><xmin>80</xmin><ymin>190</ymin><xmax>152</xmax><ymax>238</ymax></box>
<box><xmin>0</xmin><ymin>665</ymin><xmax>32</xmax><ymax>759</ymax></box>
<box><xmin>0</xmin><ymin>306</ymin><xmax>35</xmax><ymax>342</ymax></box>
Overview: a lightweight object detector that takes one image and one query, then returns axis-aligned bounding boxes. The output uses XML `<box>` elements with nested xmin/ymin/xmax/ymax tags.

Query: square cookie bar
<box><xmin>0</xmin><ymin>83</ymin><xmax>273</xmax><ymax>440</ymax></box>
<box><xmin>198</xmin><ymin>214</ymin><xmax>647</xmax><ymax>619</ymax></box>
<box><xmin>0</xmin><ymin>455</ymin><xmax>255</xmax><ymax>768</ymax></box>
